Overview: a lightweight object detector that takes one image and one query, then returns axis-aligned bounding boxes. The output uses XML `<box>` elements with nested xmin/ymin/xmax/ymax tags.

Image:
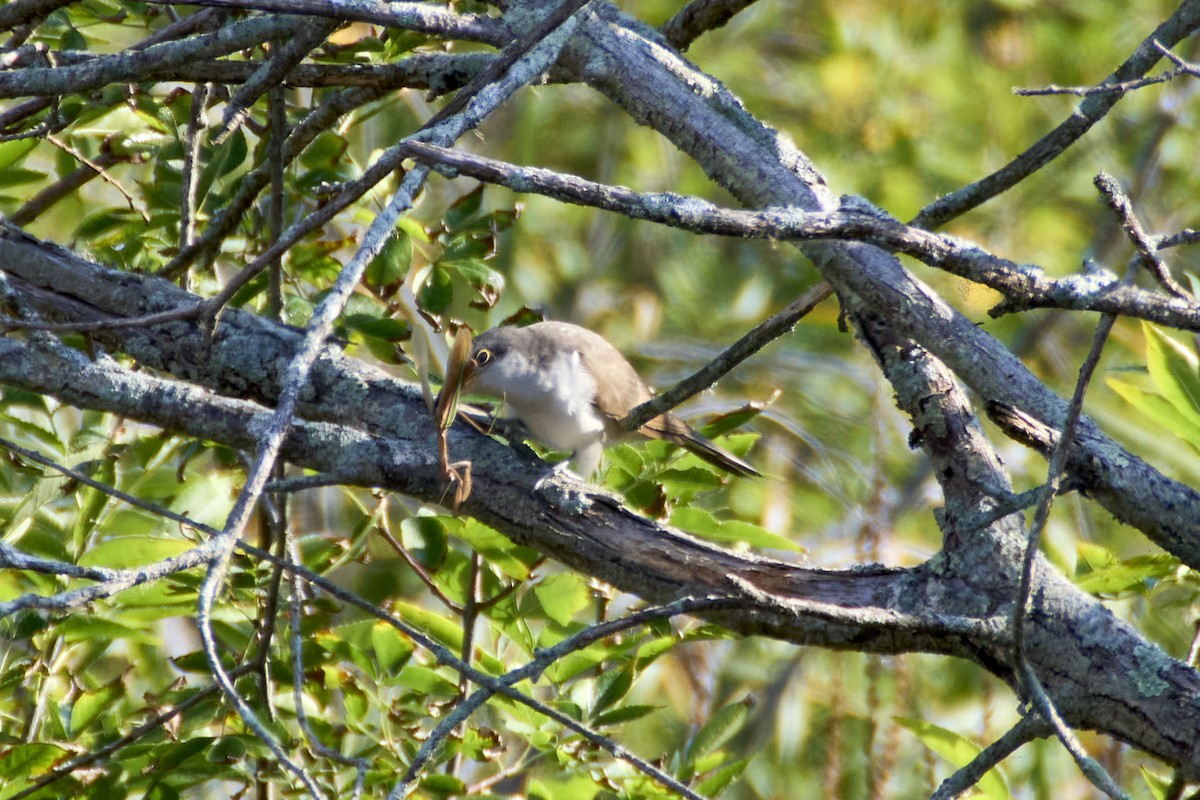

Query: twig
<box><xmin>1009</xmin><ymin>173</ymin><xmax>1146</xmax><ymax>800</ymax></box>
<box><xmin>374</xmin><ymin>500</ymin><xmax>465</xmax><ymax>612</ymax></box>
<box><xmin>211</xmin><ymin>17</ymin><xmax>339</xmax><ymax>145</ymax></box>
<box><xmin>9</xmin><ymin>146</ymin><xmax>127</xmax><ymax>226</ymax></box>
<box><xmin>389</xmin><ymin>595</ymin><xmax>747</xmax><ymax>800</ymax></box>
<box><xmin>421</xmin><ymin>0</ymin><xmax>594</xmax><ymax>129</ymax></box>
<box><xmin>46</xmin><ymin>133</ymin><xmax>148</xmax><ymax>222</ymax></box>
<box><xmin>622</xmin><ymin>281</ymin><xmax>833</xmax><ymax>431</ymax></box>
<box><xmin>186</xmin><ymin>2</ymin><xmax>589</xmax><ymax>786</ymax></box>
<box><xmin>912</xmin><ymin>3</ymin><xmax>1200</xmax><ymax>229</ymax></box>
<box><xmin>660</xmin><ymin>0</ymin><xmax>761</xmax><ymax>51</ymax></box>
<box><xmin>160</xmin><ymin>80</ymin><xmax>399</xmax><ymax>279</ymax></box>
<box><xmin>266</xmin><ymin>85</ymin><xmax>286</xmax><ymax>318</ymax></box>
<box><xmin>143</xmin><ymin>0</ymin><xmax>507</xmax><ymax>45</ymax></box>
<box><xmin>0</xmin><ymin>431</ymin><xmax>747</xmax><ymax>800</ymax></box>
<box><xmin>930</xmin><ymin>715</ymin><xmax>1049</xmax><ymax>800</ymax></box>
<box><xmin>5</xmin><ymin>665</ymin><xmax>257</xmax><ymax>800</ymax></box>
<box><xmin>1015</xmin><ymin>42</ymin><xmax>1200</xmax><ymax>97</ymax></box>
<box><xmin>0</xmin><ymin>15</ymin><xmax>306</xmax><ymax>99</ymax></box>
<box><xmin>180</xmin><ymin>83</ymin><xmax>212</xmax><ymax>251</ymax></box>
<box><xmin>1095</xmin><ymin>172</ymin><xmax>1189</xmax><ymax>297</ymax></box>
<box><xmin>397</xmin><ymin>141</ymin><xmax>1200</xmax><ymax>332</ymax></box>
<box><xmin>1158</xmin><ymin>228</ymin><xmax>1200</xmax><ymax>250</ymax></box>
<box><xmin>0</xmin><ymin>0</ymin><xmax>72</xmax><ymax>33</ymax></box>
<box><xmin>288</xmin><ymin>562</ymin><xmax>369</xmax><ymax>799</ymax></box>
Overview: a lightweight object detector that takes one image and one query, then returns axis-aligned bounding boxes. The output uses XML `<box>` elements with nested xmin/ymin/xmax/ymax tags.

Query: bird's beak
<box><xmin>434</xmin><ymin>329</ymin><xmax>474</xmax><ymax>429</ymax></box>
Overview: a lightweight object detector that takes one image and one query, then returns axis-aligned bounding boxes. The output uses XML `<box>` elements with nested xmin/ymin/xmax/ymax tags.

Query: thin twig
<box><xmin>186</xmin><ymin>4</ymin><xmax>590</xmax><ymax>788</ymax></box>
<box><xmin>143</xmin><ymin>0</ymin><xmax>507</xmax><ymax>45</ymax></box>
<box><xmin>374</xmin><ymin>500</ymin><xmax>465</xmax><ymax>612</ymax></box>
<box><xmin>212</xmin><ymin>17</ymin><xmax>338</xmax><ymax>145</ymax></box>
<box><xmin>660</xmin><ymin>0</ymin><xmax>760</xmax><ymax>51</ymax></box>
<box><xmin>930</xmin><ymin>715</ymin><xmax>1050</xmax><ymax>800</ymax></box>
<box><xmin>266</xmin><ymin>84</ymin><xmax>286</xmax><ymax>319</ymax></box>
<box><xmin>181</xmin><ymin>83</ymin><xmax>211</xmax><ymax>252</ymax></box>
<box><xmin>397</xmin><ymin>141</ymin><xmax>1200</xmax><ymax>332</ymax></box>
<box><xmin>1095</xmin><ymin>171</ymin><xmax>1189</xmax><ymax>297</ymax></box>
<box><xmin>46</xmin><ymin>133</ymin><xmax>148</xmax><ymax>222</ymax></box>
<box><xmin>1009</xmin><ymin>173</ymin><xmax>1145</xmax><ymax>800</ymax></box>
<box><xmin>389</xmin><ymin>595</ymin><xmax>747</xmax><ymax>800</ymax></box>
<box><xmin>0</xmin><ymin>433</ymin><xmax>748</xmax><ymax>800</ymax></box>
<box><xmin>5</xmin><ymin>665</ymin><xmax>257</xmax><ymax>800</ymax></box>
<box><xmin>288</xmin><ymin>563</ymin><xmax>369</xmax><ymax>798</ymax></box>
<box><xmin>9</xmin><ymin>146</ymin><xmax>127</xmax><ymax>225</ymax></box>
<box><xmin>912</xmin><ymin>4</ymin><xmax>1200</xmax><ymax>229</ymax></box>
<box><xmin>1016</xmin><ymin>42</ymin><xmax>1200</xmax><ymax>97</ymax></box>
<box><xmin>622</xmin><ymin>281</ymin><xmax>833</xmax><ymax>431</ymax></box>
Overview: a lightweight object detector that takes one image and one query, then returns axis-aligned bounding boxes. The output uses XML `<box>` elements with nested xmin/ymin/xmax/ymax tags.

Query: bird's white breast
<box><xmin>475</xmin><ymin>347</ymin><xmax>607</xmax><ymax>454</ymax></box>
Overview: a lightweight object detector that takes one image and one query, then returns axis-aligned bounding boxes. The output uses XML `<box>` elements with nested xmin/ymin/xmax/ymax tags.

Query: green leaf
<box><xmin>455</xmin><ymin>520</ymin><xmax>538</xmax><ymax>580</ymax></box>
<box><xmin>70</xmin><ymin>682</ymin><xmax>124</xmax><ymax>735</ymax></box>
<box><xmin>0</xmin><ymin>168</ymin><xmax>47</xmax><ymax>188</ymax></box>
<box><xmin>533</xmin><ymin>573</ymin><xmax>592</xmax><ymax>626</ymax></box>
<box><xmin>896</xmin><ymin>717</ymin><xmax>1010</xmax><ymax>800</ymax></box>
<box><xmin>392</xmin><ymin>601</ymin><xmax>464</xmax><ymax>651</ymax></box>
<box><xmin>77</xmin><ymin>536</ymin><xmax>194</xmax><ymax>568</ymax></box>
<box><xmin>695</xmin><ymin>756</ymin><xmax>751</xmax><ymax>796</ymax></box>
<box><xmin>592</xmin><ymin>703</ymin><xmax>660</xmax><ymax>727</ymax></box>
<box><xmin>420</xmin><ymin>774</ymin><xmax>466</xmax><ymax>796</ymax></box>
<box><xmin>60</xmin><ymin>616</ymin><xmax>158</xmax><ymax>644</ymax></box>
<box><xmin>442</xmin><ymin>259</ymin><xmax>504</xmax><ymax>309</ymax></box>
<box><xmin>370</xmin><ymin>620</ymin><xmax>416</xmax><ymax>673</ymax></box>
<box><xmin>400</xmin><ymin>514</ymin><xmax>448</xmax><ymax>570</ymax></box>
<box><xmin>0</xmin><ymin>742</ymin><xmax>66</xmax><ymax>791</ymax></box>
<box><xmin>0</xmin><ymin>138</ymin><xmax>37</xmax><ymax>172</ymax></box>
<box><xmin>396</xmin><ymin>665</ymin><xmax>459</xmax><ymax>697</ymax></box>
<box><xmin>365</xmin><ymin>232</ymin><xmax>411</xmax><ymax>288</ymax></box>
<box><xmin>418</xmin><ymin>265</ymin><xmax>453</xmax><ymax>314</ymax></box>
<box><xmin>590</xmin><ymin>665</ymin><xmax>633</xmax><ymax>717</ymax></box>
<box><xmin>1143</xmin><ymin>323</ymin><xmax>1200</xmax><ymax>429</ymax></box>
<box><xmin>341</xmin><ymin>313</ymin><xmax>410</xmax><ymax>342</ymax></box>
<box><xmin>1074</xmin><ymin>554</ymin><xmax>1179</xmax><ymax>596</ymax></box>
<box><xmin>1107</xmin><ymin>377</ymin><xmax>1200</xmax><ymax>452</ymax></box>
<box><xmin>669</xmin><ymin>507</ymin><xmax>800</xmax><ymax>552</ymax></box>
<box><xmin>1141</xmin><ymin>765</ymin><xmax>1174</xmax><ymax>800</ymax></box>
<box><xmin>686</xmin><ymin>698</ymin><xmax>752</xmax><ymax>763</ymax></box>
<box><xmin>442</xmin><ymin>185</ymin><xmax>484</xmax><ymax>230</ymax></box>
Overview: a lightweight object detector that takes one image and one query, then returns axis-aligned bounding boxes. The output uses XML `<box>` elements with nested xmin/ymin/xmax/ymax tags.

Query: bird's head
<box><xmin>458</xmin><ymin>327</ymin><xmax>522</xmax><ymax>395</ymax></box>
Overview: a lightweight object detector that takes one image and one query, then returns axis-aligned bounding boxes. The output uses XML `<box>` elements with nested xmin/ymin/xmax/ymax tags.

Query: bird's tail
<box><xmin>640</xmin><ymin>414</ymin><xmax>762</xmax><ymax>478</ymax></box>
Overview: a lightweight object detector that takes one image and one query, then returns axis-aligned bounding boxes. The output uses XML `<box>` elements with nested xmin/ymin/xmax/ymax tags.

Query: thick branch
<box><xmin>552</xmin><ymin>0</ymin><xmax>1200</xmax><ymax>569</ymax></box>
<box><xmin>1</xmin><ymin>232</ymin><xmax>1199</xmax><ymax>776</ymax></box>
<box><xmin>399</xmin><ymin>140</ymin><xmax>1200</xmax><ymax>331</ymax></box>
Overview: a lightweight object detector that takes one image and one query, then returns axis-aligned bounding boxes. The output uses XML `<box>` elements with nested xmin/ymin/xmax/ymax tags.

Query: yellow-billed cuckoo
<box><xmin>459</xmin><ymin>321</ymin><xmax>760</xmax><ymax>478</ymax></box>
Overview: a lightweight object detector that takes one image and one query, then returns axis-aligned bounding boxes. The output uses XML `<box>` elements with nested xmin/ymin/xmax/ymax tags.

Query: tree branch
<box><xmin>550</xmin><ymin>0</ymin><xmax>1200</xmax><ymax>569</ymax></box>
<box><xmin>911</xmin><ymin>0</ymin><xmax>1200</xmax><ymax>228</ymax></box>
<box><xmin>145</xmin><ymin>0</ymin><xmax>508</xmax><ymax>44</ymax></box>
<box><xmin>1</xmin><ymin>239</ymin><xmax>1199</xmax><ymax>775</ymax></box>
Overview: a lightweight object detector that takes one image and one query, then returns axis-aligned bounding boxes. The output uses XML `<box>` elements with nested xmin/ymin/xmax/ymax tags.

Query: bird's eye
<box><xmin>474</xmin><ymin>348</ymin><xmax>493</xmax><ymax>367</ymax></box>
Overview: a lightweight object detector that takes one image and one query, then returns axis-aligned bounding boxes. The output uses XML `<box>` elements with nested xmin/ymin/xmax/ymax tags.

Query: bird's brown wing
<box><xmin>565</xmin><ymin>322</ymin><xmax>760</xmax><ymax>477</ymax></box>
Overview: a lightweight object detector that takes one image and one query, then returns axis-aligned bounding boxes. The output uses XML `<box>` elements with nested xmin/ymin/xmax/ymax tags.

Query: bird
<box><xmin>457</xmin><ymin>321</ymin><xmax>760</xmax><ymax>478</ymax></box>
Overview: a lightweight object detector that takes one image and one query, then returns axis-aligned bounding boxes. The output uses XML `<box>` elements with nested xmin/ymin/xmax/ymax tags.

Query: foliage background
<box><xmin>1</xmin><ymin>0</ymin><xmax>1199</xmax><ymax>798</ymax></box>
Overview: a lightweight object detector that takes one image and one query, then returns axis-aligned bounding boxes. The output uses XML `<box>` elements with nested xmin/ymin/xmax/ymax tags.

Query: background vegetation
<box><xmin>1</xmin><ymin>0</ymin><xmax>1199</xmax><ymax>798</ymax></box>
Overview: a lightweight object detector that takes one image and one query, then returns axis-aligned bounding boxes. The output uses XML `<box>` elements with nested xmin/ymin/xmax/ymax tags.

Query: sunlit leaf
<box><xmin>896</xmin><ymin>717</ymin><xmax>1010</xmax><ymax>800</ymax></box>
<box><xmin>670</xmin><ymin>506</ymin><xmax>800</xmax><ymax>552</ymax></box>
<box><xmin>686</xmin><ymin>698</ymin><xmax>753</xmax><ymax>763</ymax></box>
<box><xmin>1143</xmin><ymin>323</ymin><xmax>1200</xmax><ymax>429</ymax></box>
<box><xmin>532</xmin><ymin>573</ymin><xmax>592</xmax><ymax>626</ymax></box>
<box><xmin>1107</xmin><ymin>377</ymin><xmax>1200</xmax><ymax>452</ymax></box>
<box><xmin>1074</xmin><ymin>553</ymin><xmax>1179</xmax><ymax>596</ymax></box>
